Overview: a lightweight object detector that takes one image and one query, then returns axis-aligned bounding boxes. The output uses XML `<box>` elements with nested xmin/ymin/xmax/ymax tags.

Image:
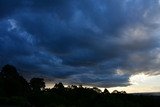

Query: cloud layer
<box><xmin>0</xmin><ymin>0</ymin><xmax>160</xmax><ymax>87</ymax></box>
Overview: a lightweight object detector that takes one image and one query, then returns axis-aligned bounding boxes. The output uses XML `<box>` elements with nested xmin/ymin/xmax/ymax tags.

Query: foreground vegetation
<box><xmin>0</xmin><ymin>64</ymin><xmax>160</xmax><ymax>107</ymax></box>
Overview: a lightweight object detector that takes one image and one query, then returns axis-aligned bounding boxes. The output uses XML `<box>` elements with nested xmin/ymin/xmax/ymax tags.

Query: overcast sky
<box><xmin>0</xmin><ymin>0</ymin><xmax>160</xmax><ymax>92</ymax></box>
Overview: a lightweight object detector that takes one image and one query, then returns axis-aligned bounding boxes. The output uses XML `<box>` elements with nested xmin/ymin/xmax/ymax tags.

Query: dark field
<box><xmin>0</xmin><ymin>91</ymin><xmax>160</xmax><ymax>107</ymax></box>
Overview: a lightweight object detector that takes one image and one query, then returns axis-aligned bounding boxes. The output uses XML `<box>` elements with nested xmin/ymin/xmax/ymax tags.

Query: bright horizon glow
<box><xmin>45</xmin><ymin>73</ymin><xmax>160</xmax><ymax>93</ymax></box>
<box><xmin>108</xmin><ymin>73</ymin><xmax>160</xmax><ymax>93</ymax></box>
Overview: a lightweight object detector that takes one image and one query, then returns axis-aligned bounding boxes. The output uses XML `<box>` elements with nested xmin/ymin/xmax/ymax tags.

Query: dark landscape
<box><xmin>0</xmin><ymin>65</ymin><xmax>160</xmax><ymax>107</ymax></box>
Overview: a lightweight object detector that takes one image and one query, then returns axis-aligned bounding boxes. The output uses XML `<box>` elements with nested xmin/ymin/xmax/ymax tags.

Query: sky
<box><xmin>0</xmin><ymin>0</ymin><xmax>160</xmax><ymax>93</ymax></box>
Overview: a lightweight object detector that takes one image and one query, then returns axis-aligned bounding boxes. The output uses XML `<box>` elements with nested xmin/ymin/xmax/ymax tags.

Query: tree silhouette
<box><xmin>71</xmin><ymin>85</ymin><xmax>78</xmax><ymax>89</ymax></box>
<box><xmin>0</xmin><ymin>64</ymin><xmax>19</xmax><ymax>78</ymax></box>
<box><xmin>30</xmin><ymin>78</ymin><xmax>45</xmax><ymax>92</ymax></box>
<box><xmin>103</xmin><ymin>88</ymin><xmax>110</xmax><ymax>94</ymax></box>
<box><xmin>54</xmin><ymin>82</ymin><xmax>64</xmax><ymax>90</ymax></box>
<box><xmin>120</xmin><ymin>91</ymin><xmax>127</xmax><ymax>94</ymax></box>
<box><xmin>53</xmin><ymin>82</ymin><xmax>65</xmax><ymax>95</ymax></box>
<box><xmin>0</xmin><ymin>64</ymin><xmax>30</xmax><ymax>96</ymax></box>
<box><xmin>112</xmin><ymin>90</ymin><xmax>119</xmax><ymax>94</ymax></box>
<box><xmin>111</xmin><ymin>90</ymin><xmax>126</xmax><ymax>94</ymax></box>
<box><xmin>92</xmin><ymin>87</ymin><xmax>102</xmax><ymax>93</ymax></box>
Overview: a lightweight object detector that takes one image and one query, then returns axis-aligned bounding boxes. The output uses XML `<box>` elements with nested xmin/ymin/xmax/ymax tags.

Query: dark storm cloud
<box><xmin>0</xmin><ymin>0</ymin><xmax>24</xmax><ymax>19</ymax></box>
<box><xmin>0</xmin><ymin>0</ymin><xmax>160</xmax><ymax>87</ymax></box>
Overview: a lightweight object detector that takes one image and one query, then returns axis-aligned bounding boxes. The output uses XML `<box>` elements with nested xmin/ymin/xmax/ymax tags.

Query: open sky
<box><xmin>0</xmin><ymin>0</ymin><xmax>160</xmax><ymax>93</ymax></box>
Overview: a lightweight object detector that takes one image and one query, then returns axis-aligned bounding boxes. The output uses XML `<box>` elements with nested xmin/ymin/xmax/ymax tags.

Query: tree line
<box><xmin>0</xmin><ymin>64</ymin><xmax>125</xmax><ymax>96</ymax></box>
<box><xmin>0</xmin><ymin>64</ymin><xmax>160</xmax><ymax>107</ymax></box>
